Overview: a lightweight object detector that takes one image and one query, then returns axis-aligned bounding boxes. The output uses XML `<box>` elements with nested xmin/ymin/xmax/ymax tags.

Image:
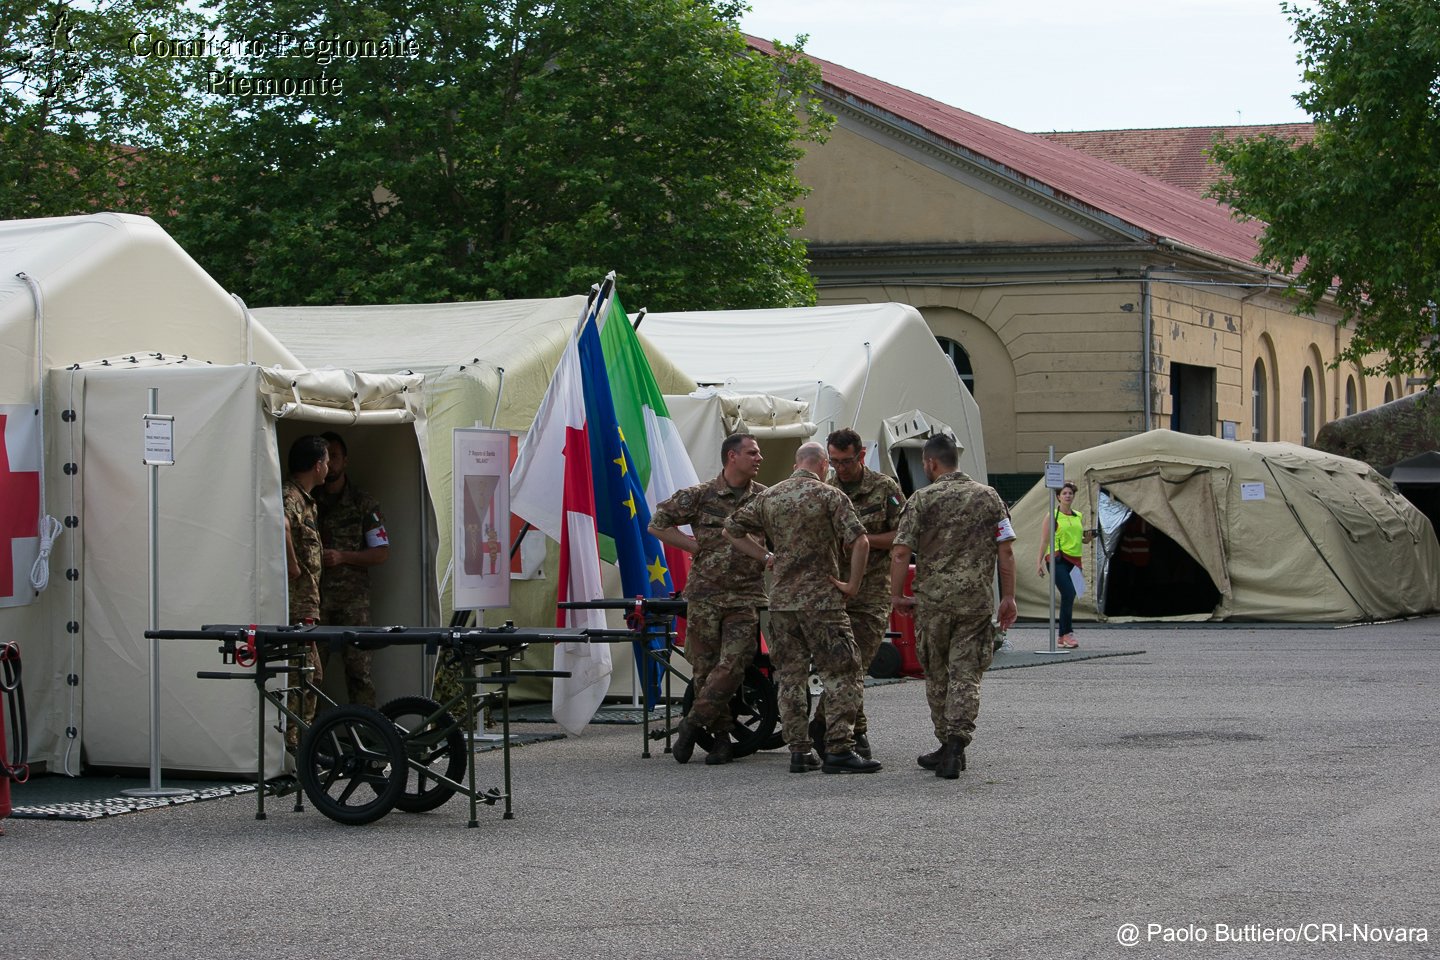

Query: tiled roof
<box><xmin>1041</xmin><ymin>124</ymin><xmax>1316</xmax><ymax>197</ymax></box>
<box><xmin>749</xmin><ymin>36</ymin><xmax>1272</xmax><ymax>270</ymax></box>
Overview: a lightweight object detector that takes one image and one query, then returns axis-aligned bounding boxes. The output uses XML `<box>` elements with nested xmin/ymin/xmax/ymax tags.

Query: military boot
<box><xmin>853</xmin><ymin>731</ymin><xmax>872</xmax><ymax>760</ymax></box>
<box><xmin>917</xmin><ymin>745</ymin><xmax>942</xmax><ymax>770</ymax></box>
<box><xmin>705</xmin><ymin>730</ymin><xmax>734</xmax><ymax>765</ymax></box>
<box><xmin>789</xmin><ymin>749</ymin><xmax>821</xmax><ymax>773</ymax></box>
<box><xmin>935</xmin><ymin>736</ymin><xmax>966</xmax><ymax>779</ymax></box>
<box><xmin>672</xmin><ymin>717</ymin><xmax>698</xmax><ymax>764</ymax></box>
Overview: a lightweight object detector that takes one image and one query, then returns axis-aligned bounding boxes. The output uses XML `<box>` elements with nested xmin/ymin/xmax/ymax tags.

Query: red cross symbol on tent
<box><xmin>1</xmin><ymin>413</ymin><xmax>40</xmax><ymax>600</ymax></box>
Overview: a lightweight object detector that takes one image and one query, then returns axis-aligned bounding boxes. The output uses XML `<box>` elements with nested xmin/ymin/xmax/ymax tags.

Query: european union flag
<box><xmin>576</xmin><ymin>302</ymin><xmax>672</xmax><ymax>707</ymax></box>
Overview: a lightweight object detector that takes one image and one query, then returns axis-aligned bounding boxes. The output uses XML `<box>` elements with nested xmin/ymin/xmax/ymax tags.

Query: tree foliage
<box><xmin>0</xmin><ymin>1</ymin><xmax>206</xmax><ymax>219</ymax></box>
<box><xmin>1211</xmin><ymin>0</ymin><xmax>1440</xmax><ymax>381</ymax></box>
<box><xmin>166</xmin><ymin>0</ymin><xmax>832</xmax><ymax>310</ymax></box>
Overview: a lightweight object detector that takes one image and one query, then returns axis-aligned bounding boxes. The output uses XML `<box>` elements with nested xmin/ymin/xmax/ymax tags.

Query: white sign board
<box><xmin>142</xmin><ymin>414</ymin><xmax>174</xmax><ymax>466</ymax></box>
<box><xmin>1240</xmin><ymin>482</ymin><xmax>1266</xmax><ymax>501</ymax></box>
<box><xmin>453</xmin><ymin>428</ymin><xmax>511</xmax><ymax>611</ymax></box>
<box><xmin>1044</xmin><ymin>461</ymin><xmax>1065</xmax><ymax>489</ymax></box>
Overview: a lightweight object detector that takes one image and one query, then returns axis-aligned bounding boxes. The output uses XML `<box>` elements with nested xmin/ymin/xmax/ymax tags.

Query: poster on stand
<box><xmin>453</xmin><ymin>428</ymin><xmax>511</xmax><ymax>611</ymax></box>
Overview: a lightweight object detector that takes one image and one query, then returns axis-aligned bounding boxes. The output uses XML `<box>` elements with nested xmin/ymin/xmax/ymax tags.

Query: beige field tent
<box><xmin>0</xmin><ymin>214</ymin><xmax>433</xmax><ymax>777</ymax></box>
<box><xmin>1011</xmin><ymin>431</ymin><xmax>1440</xmax><ymax>623</ymax></box>
<box><xmin>638</xmin><ymin>303</ymin><xmax>987</xmax><ymax>486</ymax></box>
<box><xmin>252</xmin><ymin>299</ymin><xmax>710</xmax><ymax>697</ymax></box>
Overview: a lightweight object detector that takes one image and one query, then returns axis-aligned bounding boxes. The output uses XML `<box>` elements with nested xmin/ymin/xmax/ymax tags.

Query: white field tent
<box><xmin>251</xmin><ymin>298</ymin><xmax>713</xmax><ymax>697</ymax></box>
<box><xmin>1011</xmin><ymin>431</ymin><xmax>1440</xmax><ymax>623</ymax></box>
<box><xmin>0</xmin><ymin>213</ymin><xmax>434</xmax><ymax>778</ymax></box>
<box><xmin>638</xmin><ymin>303</ymin><xmax>987</xmax><ymax>487</ymax></box>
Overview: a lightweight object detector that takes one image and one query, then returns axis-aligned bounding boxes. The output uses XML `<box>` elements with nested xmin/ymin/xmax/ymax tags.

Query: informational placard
<box><xmin>142</xmin><ymin>414</ymin><xmax>174</xmax><ymax>466</ymax></box>
<box><xmin>1044</xmin><ymin>461</ymin><xmax>1065</xmax><ymax>489</ymax></box>
<box><xmin>453</xmin><ymin>428</ymin><xmax>511</xmax><ymax>610</ymax></box>
<box><xmin>1240</xmin><ymin>481</ymin><xmax>1266</xmax><ymax>501</ymax></box>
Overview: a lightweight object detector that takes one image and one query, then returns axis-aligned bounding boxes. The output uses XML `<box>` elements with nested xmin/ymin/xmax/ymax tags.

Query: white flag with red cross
<box><xmin>0</xmin><ymin>405</ymin><xmax>41</xmax><ymax>608</ymax></box>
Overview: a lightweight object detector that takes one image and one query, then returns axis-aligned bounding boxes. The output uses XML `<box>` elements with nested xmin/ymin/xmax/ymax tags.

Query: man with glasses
<box><xmin>813</xmin><ymin>428</ymin><xmax>905</xmax><ymax>759</ymax></box>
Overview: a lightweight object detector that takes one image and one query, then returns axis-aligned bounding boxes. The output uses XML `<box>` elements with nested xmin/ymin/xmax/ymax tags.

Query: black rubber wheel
<box><xmin>681</xmin><ymin>663</ymin><xmax>778</xmax><ymax>758</ymax></box>
<box><xmin>379</xmin><ymin>696</ymin><xmax>466</xmax><ymax>814</ymax></box>
<box><xmin>297</xmin><ymin>704</ymin><xmax>407</xmax><ymax>825</ymax></box>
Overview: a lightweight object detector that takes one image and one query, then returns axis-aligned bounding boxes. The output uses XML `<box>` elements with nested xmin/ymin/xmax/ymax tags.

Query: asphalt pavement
<box><xmin>3</xmin><ymin>619</ymin><xmax>1437</xmax><ymax>959</ymax></box>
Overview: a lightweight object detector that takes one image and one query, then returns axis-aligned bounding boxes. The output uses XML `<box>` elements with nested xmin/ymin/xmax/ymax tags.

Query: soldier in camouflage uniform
<box><xmin>283</xmin><ymin>435</ymin><xmax>328</xmax><ymax>752</ymax></box>
<box><xmin>890</xmin><ymin>434</ymin><xmax>1017</xmax><ymax>779</ymax></box>
<box><xmin>725</xmin><ymin>441</ymin><xmax>881</xmax><ymax>774</ymax></box>
<box><xmin>816</xmin><ymin>427</ymin><xmax>905</xmax><ymax>759</ymax></box>
<box><xmin>648</xmin><ymin>433</ymin><xmax>767</xmax><ymax>765</ymax></box>
<box><xmin>315</xmin><ymin>432</ymin><xmax>390</xmax><ymax>708</ymax></box>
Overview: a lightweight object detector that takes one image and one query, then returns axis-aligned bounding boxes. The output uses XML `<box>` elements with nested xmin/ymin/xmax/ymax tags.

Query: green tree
<box><xmin>0</xmin><ymin>0</ymin><xmax>207</xmax><ymax>219</ymax></box>
<box><xmin>169</xmin><ymin>0</ymin><xmax>831</xmax><ymax>310</ymax></box>
<box><xmin>1212</xmin><ymin>0</ymin><xmax>1440</xmax><ymax>382</ymax></box>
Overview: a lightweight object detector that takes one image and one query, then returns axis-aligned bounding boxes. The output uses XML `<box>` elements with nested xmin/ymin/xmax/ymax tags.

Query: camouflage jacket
<box><xmin>895</xmin><ymin>471</ymin><xmax>1012</xmax><ymax>617</ymax></box>
<box><xmin>315</xmin><ymin>477</ymin><xmax>386</xmax><ymax>620</ymax></box>
<box><xmin>830</xmin><ymin>466</ymin><xmax>905</xmax><ymax>616</ymax></box>
<box><xmin>651</xmin><ymin>475</ymin><xmax>767</xmax><ymax>605</ymax></box>
<box><xmin>725</xmin><ymin>468</ymin><xmax>866</xmax><ymax>612</ymax></box>
<box><xmin>283</xmin><ymin>478</ymin><xmax>322</xmax><ymax>623</ymax></box>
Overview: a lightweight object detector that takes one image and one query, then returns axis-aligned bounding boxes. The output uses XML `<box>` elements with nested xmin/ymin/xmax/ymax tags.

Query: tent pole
<box><xmin>123</xmin><ymin>388</ymin><xmax>189</xmax><ymax>798</ymax></box>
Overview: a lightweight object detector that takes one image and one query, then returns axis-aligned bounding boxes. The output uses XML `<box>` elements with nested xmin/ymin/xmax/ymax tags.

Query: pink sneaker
<box><xmin>1058</xmin><ymin>633</ymin><xmax>1079</xmax><ymax>648</ymax></box>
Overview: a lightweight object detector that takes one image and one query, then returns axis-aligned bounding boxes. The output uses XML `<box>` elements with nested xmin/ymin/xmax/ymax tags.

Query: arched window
<box><xmin>1385</xmin><ymin>382</ymin><xmax>1396</xmax><ymax>404</ymax></box>
<box><xmin>1345</xmin><ymin>377</ymin><xmax>1357</xmax><ymax>416</ymax></box>
<box><xmin>936</xmin><ymin>336</ymin><xmax>974</xmax><ymax>395</ymax></box>
<box><xmin>1301</xmin><ymin>368</ymin><xmax>1315</xmax><ymax>445</ymax></box>
<box><xmin>1251</xmin><ymin>359</ymin><xmax>1268</xmax><ymax>441</ymax></box>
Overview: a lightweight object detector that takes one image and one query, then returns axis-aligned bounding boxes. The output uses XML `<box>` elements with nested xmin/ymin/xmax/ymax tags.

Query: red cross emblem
<box><xmin>1</xmin><ymin>413</ymin><xmax>41</xmax><ymax>600</ymax></box>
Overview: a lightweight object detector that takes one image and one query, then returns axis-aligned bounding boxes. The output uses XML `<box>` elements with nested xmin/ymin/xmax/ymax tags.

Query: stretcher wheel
<box><xmin>379</xmin><ymin>696</ymin><xmax>466</xmax><ymax>813</ymax></box>
<box><xmin>297</xmin><ymin>704</ymin><xmax>407</xmax><ymax>825</ymax></box>
<box><xmin>681</xmin><ymin>663</ymin><xmax>777</xmax><ymax>758</ymax></box>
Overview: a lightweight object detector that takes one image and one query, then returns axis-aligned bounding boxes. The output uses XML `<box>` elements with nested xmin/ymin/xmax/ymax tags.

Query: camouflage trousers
<box><xmin>684</xmin><ymin>600</ymin><xmax>758</xmax><ymax>734</ymax></box>
<box><xmin>321</xmin><ymin>604</ymin><xmax>376</xmax><ymax>707</ymax></box>
<box><xmin>769</xmin><ymin>609</ymin><xmax>863</xmax><ymax>754</ymax></box>
<box><xmin>915</xmin><ymin>608</ymin><xmax>995</xmax><ymax>746</ymax></box>
<box><xmin>284</xmin><ymin>641</ymin><xmax>324</xmax><ymax>752</ymax></box>
<box><xmin>814</xmin><ymin>608</ymin><xmax>886</xmax><ymax>736</ymax></box>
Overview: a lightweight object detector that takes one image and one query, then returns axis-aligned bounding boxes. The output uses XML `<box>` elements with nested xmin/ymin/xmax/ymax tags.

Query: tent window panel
<box><xmin>1367</xmin><ymin>487</ymin><xmax>1424</xmax><ymax>543</ymax></box>
<box><xmin>1309</xmin><ymin>491</ymin><xmax>1378</xmax><ymax>543</ymax></box>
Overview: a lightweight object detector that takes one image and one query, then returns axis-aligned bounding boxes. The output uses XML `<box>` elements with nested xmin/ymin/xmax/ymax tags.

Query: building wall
<box><xmin>794</xmin><ymin>111</ymin><xmax>1413</xmax><ymax>478</ymax></box>
<box><xmin>816</xmin><ymin>275</ymin><xmax>1407</xmax><ymax>477</ymax></box>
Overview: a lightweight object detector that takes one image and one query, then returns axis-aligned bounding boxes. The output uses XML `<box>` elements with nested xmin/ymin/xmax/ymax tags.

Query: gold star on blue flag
<box><xmin>647</xmin><ymin>555</ymin><xmax>668</xmax><ymax>583</ymax></box>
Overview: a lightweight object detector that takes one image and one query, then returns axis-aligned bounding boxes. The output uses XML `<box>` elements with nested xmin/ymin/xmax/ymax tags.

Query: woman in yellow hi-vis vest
<box><xmin>1036</xmin><ymin>480</ymin><xmax>1093</xmax><ymax>648</ymax></box>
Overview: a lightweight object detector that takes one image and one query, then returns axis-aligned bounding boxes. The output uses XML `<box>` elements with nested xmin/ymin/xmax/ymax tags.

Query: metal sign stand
<box><xmin>123</xmin><ymin>389</ymin><xmax>191</xmax><ymax>798</ymax></box>
<box><xmin>1036</xmin><ymin>446</ymin><xmax>1070</xmax><ymax>656</ymax></box>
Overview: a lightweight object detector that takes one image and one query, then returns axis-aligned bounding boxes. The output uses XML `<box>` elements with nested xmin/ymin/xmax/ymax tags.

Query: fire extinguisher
<box><xmin>1</xmin><ymin>641</ymin><xmax>28</xmax><ymax>830</ymax></box>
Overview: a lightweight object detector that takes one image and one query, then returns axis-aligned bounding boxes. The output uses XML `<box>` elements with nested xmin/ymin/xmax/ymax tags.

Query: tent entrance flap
<box><xmin>1088</xmin><ymin>464</ymin><xmax>1232</xmax><ymax>619</ymax></box>
<box><xmin>1097</xmin><ymin>494</ymin><xmax>1222</xmax><ymax>618</ymax></box>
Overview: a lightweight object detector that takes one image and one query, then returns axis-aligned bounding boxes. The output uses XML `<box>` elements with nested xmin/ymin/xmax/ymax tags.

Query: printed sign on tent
<box><xmin>453</xmin><ymin>428</ymin><xmax>511</xmax><ymax>610</ymax></box>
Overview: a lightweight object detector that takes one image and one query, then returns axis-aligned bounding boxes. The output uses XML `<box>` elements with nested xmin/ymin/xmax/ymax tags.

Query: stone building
<box><xmin>755</xmin><ymin>39</ymin><xmax>1408</xmax><ymax>497</ymax></box>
